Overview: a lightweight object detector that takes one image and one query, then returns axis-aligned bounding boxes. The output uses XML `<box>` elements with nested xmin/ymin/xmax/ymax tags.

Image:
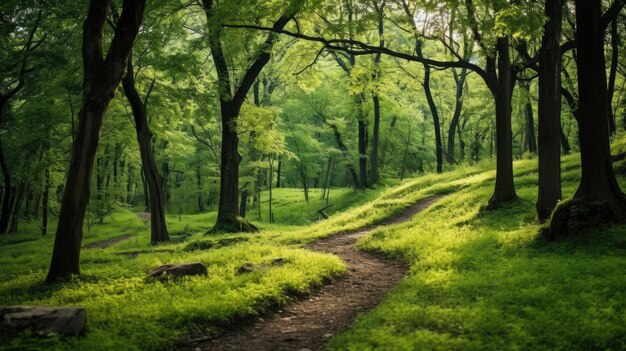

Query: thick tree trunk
<box><xmin>447</xmin><ymin>68</ymin><xmax>468</xmax><ymax>163</ymax></box>
<box><xmin>47</xmin><ymin>0</ymin><xmax>146</xmax><ymax>282</ymax></box>
<box><xmin>536</xmin><ymin>0</ymin><xmax>562</xmax><ymax>222</ymax></box>
<box><xmin>122</xmin><ymin>57</ymin><xmax>169</xmax><ymax>243</ymax></box>
<box><xmin>488</xmin><ymin>36</ymin><xmax>517</xmax><ymax>207</ymax></box>
<box><xmin>548</xmin><ymin>0</ymin><xmax>626</xmax><ymax>239</ymax></box>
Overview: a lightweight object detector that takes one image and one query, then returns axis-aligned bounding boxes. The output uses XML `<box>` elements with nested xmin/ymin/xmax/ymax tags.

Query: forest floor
<box><xmin>2</xmin><ymin>139</ymin><xmax>626</xmax><ymax>351</ymax></box>
<box><xmin>186</xmin><ymin>195</ymin><xmax>443</xmax><ymax>351</ymax></box>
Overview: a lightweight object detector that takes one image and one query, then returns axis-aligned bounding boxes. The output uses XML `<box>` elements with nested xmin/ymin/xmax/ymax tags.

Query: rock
<box><xmin>147</xmin><ymin>262</ymin><xmax>207</xmax><ymax>279</ymax></box>
<box><xmin>0</xmin><ymin>306</ymin><xmax>86</xmax><ymax>335</ymax></box>
<box><xmin>271</xmin><ymin>258</ymin><xmax>287</xmax><ymax>266</ymax></box>
<box><xmin>235</xmin><ymin>263</ymin><xmax>256</xmax><ymax>275</ymax></box>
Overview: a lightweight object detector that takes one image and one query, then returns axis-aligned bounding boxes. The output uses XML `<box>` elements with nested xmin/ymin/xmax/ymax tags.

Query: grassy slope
<box><xmin>0</xmin><ymin>183</ymin><xmax>440</xmax><ymax>350</ymax></box>
<box><xmin>327</xmin><ymin>149</ymin><xmax>626</xmax><ymax>350</ymax></box>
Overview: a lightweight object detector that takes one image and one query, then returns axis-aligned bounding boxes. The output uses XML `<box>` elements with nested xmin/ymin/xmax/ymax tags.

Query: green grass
<box><xmin>327</xmin><ymin>152</ymin><xmax>626</xmax><ymax>350</ymax></box>
<box><xmin>2</xmin><ymin>146</ymin><xmax>626</xmax><ymax>350</ymax></box>
<box><xmin>0</xmin><ymin>184</ymin><xmax>421</xmax><ymax>350</ymax></box>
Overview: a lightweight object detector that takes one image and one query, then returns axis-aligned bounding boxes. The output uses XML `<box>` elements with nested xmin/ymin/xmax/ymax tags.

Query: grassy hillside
<box><xmin>0</xmin><ymin>182</ymin><xmax>439</xmax><ymax>350</ymax></box>
<box><xmin>327</xmin><ymin>150</ymin><xmax>626</xmax><ymax>350</ymax></box>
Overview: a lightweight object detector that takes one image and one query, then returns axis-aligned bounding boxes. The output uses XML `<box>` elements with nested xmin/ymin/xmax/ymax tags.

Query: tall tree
<box><xmin>47</xmin><ymin>0</ymin><xmax>146</xmax><ymax>282</ymax></box>
<box><xmin>548</xmin><ymin>0</ymin><xmax>626</xmax><ymax>239</ymax></box>
<box><xmin>202</xmin><ymin>0</ymin><xmax>301</xmax><ymax>232</ymax></box>
<box><xmin>122</xmin><ymin>53</ymin><xmax>169</xmax><ymax>243</ymax></box>
<box><xmin>0</xmin><ymin>9</ymin><xmax>42</xmax><ymax>233</ymax></box>
<box><xmin>536</xmin><ymin>0</ymin><xmax>562</xmax><ymax>222</ymax></box>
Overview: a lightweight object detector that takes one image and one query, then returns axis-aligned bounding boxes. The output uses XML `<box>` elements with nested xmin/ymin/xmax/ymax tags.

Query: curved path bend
<box><xmin>186</xmin><ymin>195</ymin><xmax>443</xmax><ymax>351</ymax></box>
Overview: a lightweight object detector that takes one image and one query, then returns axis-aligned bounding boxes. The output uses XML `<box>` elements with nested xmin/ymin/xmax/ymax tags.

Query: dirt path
<box><xmin>136</xmin><ymin>212</ymin><xmax>151</xmax><ymax>222</ymax></box>
<box><xmin>186</xmin><ymin>195</ymin><xmax>443</xmax><ymax>351</ymax></box>
<box><xmin>83</xmin><ymin>234</ymin><xmax>132</xmax><ymax>249</ymax></box>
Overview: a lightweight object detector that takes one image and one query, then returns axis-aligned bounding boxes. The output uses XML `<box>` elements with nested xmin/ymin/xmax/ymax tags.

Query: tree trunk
<box><xmin>268</xmin><ymin>158</ymin><xmax>273</xmax><ymax>223</ymax></box>
<box><xmin>488</xmin><ymin>36</ymin><xmax>517</xmax><ymax>207</ymax></box>
<box><xmin>608</xmin><ymin>19</ymin><xmax>619</xmax><ymax>135</ymax></box>
<box><xmin>9</xmin><ymin>182</ymin><xmax>25</xmax><ymax>233</ymax></box>
<box><xmin>548</xmin><ymin>0</ymin><xmax>626</xmax><ymax>239</ymax></box>
<box><xmin>0</xmin><ymin>139</ymin><xmax>12</xmax><ymax>234</ymax></box>
<box><xmin>357</xmin><ymin>97</ymin><xmax>368</xmax><ymax>188</ymax></box>
<box><xmin>536</xmin><ymin>0</ymin><xmax>563</xmax><ymax>222</ymax></box>
<box><xmin>239</xmin><ymin>189</ymin><xmax>248</xmax><ymax>218</ymax></box>
<box><xmin>202</xmin><ymin>0</ymin><xmax>294</xmax><ymax>232</ymax></box>
<box><xmin>47</xmin><ymin>0</ymin><xmax>146</xmax><ymax>282</ymax></box>
<box><xmin>275</xmin><ymin>156</ymin><xmax>282</xmax><ymax>188</ymax></box>
<box><xmin>370</xmin><ymin>94</ymin><xmax>381</xmax><ymax>184</ymax></box>
<box><xmin>520</xmin><ymin>81</ymin><xmax>537</xmax><ymax>154</ymax></box>
<box><xmin>42</xmin><ymin>168</ymin><xmax>49</xmax><ymax>237</ymax></box>
<box><xmin>122</xmin><ymin>55</ymin><xmax>169</xmax><ymax>243</ymax></box>
<box><xmin>447</xmin><ymin>68</ymin><xmax>468</xmax><ymax>163</ymax></box>
<box><xmin>560</xmin><ymin>124</ymin><xmax>571</xmax><ymax>155</ymax></box>
<box><xmin>416</xmin><ymin>43</ymin><xmax>443</xmax><ymax>174</ymax></box>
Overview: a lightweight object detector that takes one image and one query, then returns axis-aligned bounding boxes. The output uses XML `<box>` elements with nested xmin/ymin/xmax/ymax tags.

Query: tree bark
<box><xmin>42</xmin><ymin>168</ymin><xmax>49</xmax><ymax>237</ymax></box>
<box><xmin>536</xmin><ymin>0</ymin><xmax>563</xmax><ymax>222</ymax></box>
<box><xmin>548</xmin><ymin>0</ymin><xmax>626</xmax><ymax>239</ymax></box>
<box><xmin>369</xmin><ymin>0</ymin><xmax>385</xmax><ymax>184</ymax></box>
<box><xmin>416</xmin><ymin>43</ymin><xmax>443</xmax><ymax>174</ymax></box>
<box><xmin>488</xmin><ymin>36</ymin><xmax>517</xmax><ymax>207</ymax></box>
<box><xmin>356</xmin><ymin>94</ymin><xmax>368</xmax><ymax>188</ymax></box>
<box><xmin>122</xmin><ymin>55</ymin><xmax>169</xmax><ymax>243</ymax></box>
<box><xmin>47</xmin><ymin>0</ymin><xmax>146</xmax><ymax>282</ymax></box>
<box><xmin>608</xmin><ymin>19</ymin><xmax>619</xmax><ymax>135</ymax></box>
<box><xmin>520</xmin><ymin>81</ymin><xmax>537</xmax><ymax>153</ymax></box>
<box><xmin>275</xmin><ymin>156</ymin><xmax>282</xmax><ymax>188</ymax></box>
<box><xmin>447</xmin><ymin>68</ymin><xmax>468</xmax><ymax>163</ymax></box>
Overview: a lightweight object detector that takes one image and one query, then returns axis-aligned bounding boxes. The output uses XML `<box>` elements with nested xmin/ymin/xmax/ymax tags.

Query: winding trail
<box><xmin>186</xmin><ymin>195</ymin><xmax>442</xmax><ymax>351</ymax></box>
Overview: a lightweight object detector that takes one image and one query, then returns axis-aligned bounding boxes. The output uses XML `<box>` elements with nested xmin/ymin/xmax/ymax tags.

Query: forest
<box><xmin>1</xmin><ymin>0</ymin><xmax>626</xmax><ymax>350</ymax></box>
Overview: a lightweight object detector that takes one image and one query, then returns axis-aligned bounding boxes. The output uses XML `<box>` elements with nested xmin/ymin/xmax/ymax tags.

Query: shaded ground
<box><xmin>186</xmin><ymin>195</ymin><xmax>443</xmax><ymax>351</ymax></box>
<box><xmin>136</xmin><ymin>212</ymin><xmax>151</xmax><ymax>222</ymax></box>
<box><xmin>83</xmin><ymin>234</ymin><xmax>132</xmax><ymax>249</ymax></box>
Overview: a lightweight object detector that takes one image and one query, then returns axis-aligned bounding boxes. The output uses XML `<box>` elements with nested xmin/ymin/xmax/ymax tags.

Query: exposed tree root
<box><xmin>208</xmin><ymin>216</ymin><xmax>259</xmax><ymax>234</ymax></box>
<box><xmin>545</xmin><ymin>196</ymin><xmax>626</xmax><ymax>240</ymax></box>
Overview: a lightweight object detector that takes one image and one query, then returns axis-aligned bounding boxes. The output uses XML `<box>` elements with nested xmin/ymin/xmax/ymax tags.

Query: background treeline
<box><xmin>2</xmin><ymin>0</ymin><xmax>626</xmax><ymax>281</ymax></box>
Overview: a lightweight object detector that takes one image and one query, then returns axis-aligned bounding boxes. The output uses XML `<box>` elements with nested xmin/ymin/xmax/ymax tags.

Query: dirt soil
<box><xmin>83</xmin><ymin>235</ymin><xmax>132</xmax><ymax>249</ymax></box>
<box><xmin>184</xmin><ymin>195</ymin><xmax>443</xmax><ymax>351</ymax></box>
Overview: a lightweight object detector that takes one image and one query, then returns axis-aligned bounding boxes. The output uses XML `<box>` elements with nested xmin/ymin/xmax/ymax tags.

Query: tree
<box><xmin>0</xmin><ymin>7</ymin><xmax>43</xmax><ymax>233</ymax></box>
<box><xmin>201</xmin><ymin>0</ymin><xmax>302</xmax><ymax>232</ymax></box>
<box><xmin>122</xmin><ymin>53</ymin><xmax>169</xmax><ymax>243</ymax></box>
<box><xmin>536</xmin><ymin>0</ymin><xmax>562</xmax><ymax>222</ymax></box>
<box><xmin>47</xmin><ymin>0</ymin><xmax>146</xmax><ymax>282</ymax></box>
<box><xmin>547</xmin><ymin>0</ymin><xmax>626</xmax><ymax>239</ymax></box>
